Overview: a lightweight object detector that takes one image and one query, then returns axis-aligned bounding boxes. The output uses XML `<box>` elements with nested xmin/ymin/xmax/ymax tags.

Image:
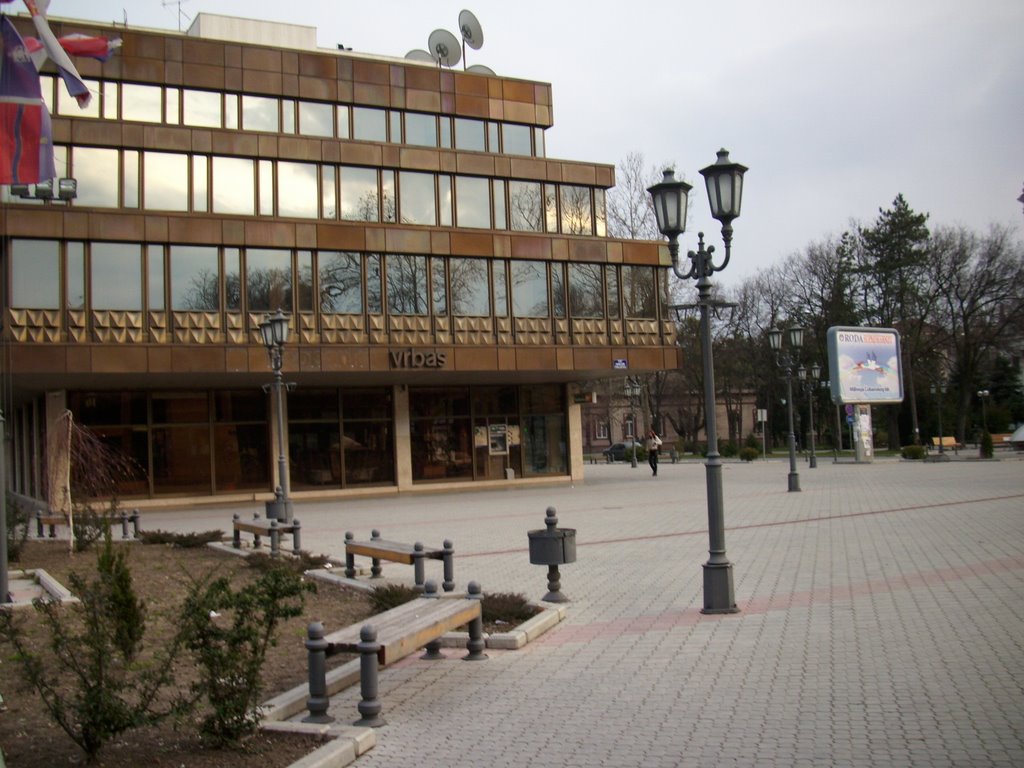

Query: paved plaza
<box><xmin>148</xmin><ymin>455</ymin><xmax>1024</xmax><ymax>767</ymax></box>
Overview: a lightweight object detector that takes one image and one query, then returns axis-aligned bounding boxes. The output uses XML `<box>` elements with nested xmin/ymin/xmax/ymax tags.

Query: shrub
<box><xmin>0</xmin><ymin>535</ymin><xmax>188</xmax><ymax>761</ymax></box>
<box><xmin>5</xmin><ymin>493</ymin><xmax>30</xmax><ymax>562</ymax></box>
<box><xmin>980</xmin><ymin>431</ymin><xmax>994</xmax><ymax>459</ymax></box>
<box><xmin>744</xmin><ymin>433</ymin><xmax>761</xmax><ymax>451</ymax></box>
<box><xmin>481</xmin><ymin>592</ymin><xmax>536</xmax><ymax>625</ymax></box>
<box><xmin>70</xmin><ymin>500</ymin><xmax>121</xmax><ymax>553</ymax></box>
<box><xmin>245</xmin><ymin>549</ymin><xmax>330</xmax><ymax>575</ymax></box>
<box><xmin>139</xmin><ymin>529</ymin><xmax>224</xmax><ymax>548</ymax></box>
<box><xmin>901</xmin><ymin>444</ymin><xmax>926</xmax><ymax>460</ymax></box>
<box><xmin>739</xmin><ymin>446</ymin><xmax>760</xmax><ymax>462</ymax></box>
<box><xmin>369</xmin><ymin>582</ymin><xmax>420</xmax><ymax>612</ymax></box>
<box><xmin>719</xmin><ymin>441</ymin><xmax>738</xmax><ymax>458</ymax></box>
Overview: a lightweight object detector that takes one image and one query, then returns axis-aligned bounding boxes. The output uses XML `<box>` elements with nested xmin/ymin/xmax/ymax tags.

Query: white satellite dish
<box><xmin>458</xmin><ymin>9</ymin><xmax>484</xmax><ymax>50</ymax></box>
<box><xmin>428</xmin><ymin>28</ymin><xmax>461</xmax><ymax>67</ymax></box>
<box><xmin>405</xmin><ymin>49</ymin><xmax>434</xmax><ymax>63</ymax></box>
<box><xmin>466</xmin><ymin>64</ymin><xmax>495</xmax><ymax>76</ymax></box>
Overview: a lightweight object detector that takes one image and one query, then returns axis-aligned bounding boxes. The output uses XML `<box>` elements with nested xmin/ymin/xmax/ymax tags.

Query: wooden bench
<box><xmin>34</xmin><ymin>509</ymin><xmax>141</xmax><ymax>539</ymax></box>
<box><xmin>345</xmin><ymin>530</ymin><xmax>454</xmax><ymax>592</ymax></box>
<box><xmin>931</xmin><ymin>436</ymin><xmax>961</xmax><ymax>450</ymax></box>
<box><xmin>304</xmin><ymin>580</ymin><xmax>486</xmax><ymax>726</ymax></box>
<box><xmin>232</xmin><ymin>514</ymin><xmax>301</xmax><ymax>556</ymax></box>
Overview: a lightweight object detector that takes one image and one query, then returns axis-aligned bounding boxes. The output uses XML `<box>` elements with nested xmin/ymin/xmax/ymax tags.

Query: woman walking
<box><xmin>646</xmin><ymin>429</ymin><xmax>663</xmax><ymax>476</ymax></box>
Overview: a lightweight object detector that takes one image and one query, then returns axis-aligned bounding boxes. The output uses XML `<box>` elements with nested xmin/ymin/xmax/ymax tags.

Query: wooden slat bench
<box><xmin>932</xmin><ymin>436</ymin><xmax>962</xmax><ymax>450</ymax></box>
<box><xmin>34</xmin><ymin>509</ymin><xmax>141</xmax><ymax>539</ymax></box>
<box><xmin>304</xmin><ymin>580</ymin><xmax>486</xmax><ymax>727</ymax></box>
<box><xmin>345</xmin><ymin>529</ymin><xmax>454</xmax><ymax>592</ymax></box>
<box><xmin>232</xmin><ymin>514</ymin><xmax>301</xmax><ymax>556</ymax></box>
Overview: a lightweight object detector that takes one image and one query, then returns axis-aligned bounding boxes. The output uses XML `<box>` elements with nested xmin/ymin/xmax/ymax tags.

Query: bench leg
<box><xmin>442</xmin><ymin>540</ymin><xmax>455</xmax><ymax>592</ymax></box>
<box><xmin>270</xmin><ymin>522</ymin><xmax>280</xmax><ymax>556</ymax></box>
<box><xmin>464</xmin><ymin>581</ymin><xmax>487</xmax><ymax>661</ymax></box>
<box><xmin>292</xmin><ymin>519</ymin><xmax>301</xmax><ymax>554</ymax></box>
<box><xmin>303</xmin><ymin>622</ymin><xmax>334</xmax><ymax>724</ymax></box>
<box><xmin>421</xmin><ymin>639</ymin><xmax>444</xmax><ymax>660</ymax></box>
<box><xmin>413</xmin><ymin>542</ymin><xmax>425</xmax><ymax>592</ymax></box>
<box><xmin>355</xmin><ymin>625</ymin><xmax>386</xmax><ymax>727</ymax></box>
<box><xmin>232</xmin><ymin>515</ymin><xmax>241</xmax><ymax>549</ymax></box>
<box><xmin>371</xmin><ymin>557</ymin><xmax>382</xmax><ymax>578</ymax></box>
<box><xmin>344</xmin><ymin>532</ymin><xmax>356</xmax><ymax>578</ymax></box>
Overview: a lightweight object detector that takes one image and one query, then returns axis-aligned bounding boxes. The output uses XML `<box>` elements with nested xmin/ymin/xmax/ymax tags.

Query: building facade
<box><xmin>0</xmin><ymin>12</ymin><xmax>680</xmax><ymax>507</ymax></box>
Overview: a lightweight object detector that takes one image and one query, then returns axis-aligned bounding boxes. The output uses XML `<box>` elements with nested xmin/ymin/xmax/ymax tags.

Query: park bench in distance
<box><xmin>345</xmin><ymin>530</ymin><xmax>455</xmax><ymax>592</ymax></box>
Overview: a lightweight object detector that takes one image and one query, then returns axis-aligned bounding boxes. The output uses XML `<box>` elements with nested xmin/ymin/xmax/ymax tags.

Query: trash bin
<box><xmin>527</xmin><ymin>507</ymin><xmax>576</xmax><ymax>602</ymax></box>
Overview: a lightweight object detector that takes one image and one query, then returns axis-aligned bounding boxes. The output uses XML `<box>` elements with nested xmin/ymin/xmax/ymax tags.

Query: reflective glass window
<box><xmin>389</xmin><ymin>111</ymin><xmax>401</xmax><ymax>142</ymax></box>
<box><xmin>439</xmin><ymin>117</ymin><xmax>452</xmax><ymax>148</ymax></box>
<box><xmin>509</xmin><ymin>181</ymin><xmax>542</xmax><ymax>232</ymax></box>
<box><xmin>487</xmin><ymin>122</ymin><xmax>499</xmax><ymax>152</ymax></box>
<box><xmin>165</xmin><ymin>86</ymin><xmax>180</xmax><ymax>124</ymax></box>
<box><xmin>322</xmin><ymin>165</ymin><xmax>337</xmax><ymax>219</ymax></box>
<box><xmin>502</xmin><ymin>124</ymin><xmax>531</xmax><ymax>156</ymax></box>
<box><xmin>299</xmin><ymin>101</ymin><xmax>333</xmax><ymax>137</ymax></box>
<box><xmin>493</xmin><ymin>261</ymin><xmax>508</xmax><ymax>317</ymax></box>
<box><xmin>183</xmin><ymin>89</ymin><xmax>221</xmax><ymax>127</ymax></box>
<box><xmin>224</xmin><ymin>93</ymin><xmax>238</xmax><ymax>129</ymax></box>
<box><xmin>449</xmin><ymin>258</ymin><xmax>489</xmax><ymax>316</ymax></box>
<box><xmin>147</xmin><ymin>244</ymin><xmax>164</xmax><ymax>311</ymax></box>
<box><xmin>336</xmin><ymin>105</ymin><xmax>350</xmax><ymax>139</ymax></box>
<box><xmin>73</xmin><ymin>147</ymin><xmax>119</xmax><ymax>208</ymax></box>
<box><xmin>277</xmin><ymin>161</ymin><xmax>318</xmax><ymax>218</ymax></box>
<box><xmin>386</xmin><ymin>254</ymin><xmax>429</xmax><ymax>315</ymax></box>
<box><xmin>40</xmin><ymin>74</ymin><xmax>54</xmax><ymax>114</ymax></box>
<box><xmin>366</xmin><ymin>253</ymin><xmax>382</xmax><ymax>313</ymax></box>
<box><xmin>92</xmin><ymin>242</ymin><xmax>142</xmax><ymax>310</ymax></box>
<box><xmin>170</xmin><ymin>245</ymin><xmax>219</xmax><ymax>311</ymax></box>
<box><xmin>398</xmin><ymin>171</ymin><xmax>435</xmax><ymax>226</ymax></box>
<box><xmin>10</xmin><ymin>239</ymin><xmax>59</xmax><ymax>309</ymax></box>
<box><xmin>281</xmin><ymin>99</ymin><xmax>295</xmax><ymax>134</ymax></box>
<box><xmin>319</xmin><ymin>252</ymin><xmax>362</xmax><ymax>313</ymax></box>
<box><xmin>259</xmin><ymin>160</ymin><xmax>274</xmax><ymax>216</ymax></box>
<box><xmin>454</xmin><ymin>118</ymin><xmax>485</xmax><ymax>151</ymax></box>
<box><xmin>246</xmin><ymin>248</ymin><xmax>292</xmax><ymax>312</ymax></box>
<box><xmin>192</xmin><ymin>155</ymin><xmax>208</xmax><ymax>212</ymax></box>
<box><xmin>103</xmin><ymin>82</ymin><xmax>118</xmax><ymax>119</ymax></box>
<box><xmin>225</xmin><ymin>248</ymin><xmax>241</xmax><ymax>310</ymax></box>
<box><xmin>340</xmin><ymin>166</ymin><xmax>378</xmax><ymax>221</ymax></box>
<box><xmin>622</xmin><ymin>265</ymin><xmax>656</xmax><ymax>318</ymax></box>
<box><xmin>544</xmin><ymin>184</ymin><xmax>558</xmax><ymax>232</ymax></box>
<box><xmin>67</xmin><ymin>242</ymin><xmax>86</xmax><ymax>310</ymax></box>
<box><xmin>57</xmin><ymin>78</ymin><xmax>99</xmax><ymax>117</ymax></box>
<box><xmin>438</xmin><ymin>175</ymin><xmax>452</xmax><ymax>227</ymax></box>
<box><xmin>144</xmin><ymin>152</ymin><xmax>188</xmax><ymax>211</ymax></box>
<box><xmin>352</xmin><ymin>107</ymin><xmax>386</xmax><ymax>141</ymax></box>
<box><xmin>123</xmin><ymin>149</ymin><xmax>139</xmax><ymax>208</ymax></box>
<box><xmin>382</xmin><ymin>171</ymin><xmax>396</xmax><ymax>223</ymax></box>
<box><xmin>212</xmin><ymin>156</ymin><xmax>255</xmax><ymax>215</ymax></box>
<box><xmin>551</xmin><ymin>264</ymin><xmax>566</xmax><ymax>318</ymax></box>
<box><xmin>560</xmin><ymin>185</ymin><xmax>593</xmax><ymax>235</ymax></box>
<box><xmin>534</xmin><ymin>127</ymin><xmax>545</xmax><ymax>158</ymax></box>
<box><xmin>569</xmin><ymin>263</ymin><xmax>604</xmax><ymax>317</ymax></box>
<box><xmin>492</xmin><ymin>179</ymin><xmax>506</xmax><ymax>229</ymax></box>
<box><xmin>432</xmin><ymin>257</ymin><xmax>447</xmax><ymax>315</ymax></box>
<box><xmin>405</xmin><ymin>113</ymin><xmax>437</xmax><ymax>147</ymax></box>
<box><xmin>121</xmin><ymin>83</ymin><xmax>162</xmax><ymax>123</ymax></box>
<box><xmin>242</xmin><ymin>94</ymin><xmax>279</xmax><ymax>132</ymax></box>
<box><xmin>594</xmin><ymin>189</ymin><xmax>607</xmax><ymax>236</ymax></box>
<box><xmin>511</xmin><ymin>260</ymin><xmax>548</xmax><ymax>317</ymax></box>
<box><xmin>297</xmin><ymin>251</ymin><xmax>313</xmax><ymax>311</ymax></box>
<box><xmin>455</xmin><ymin>176</ymin><xmax>489</xmax><ymax>229</ymax></box>
<box><xmin>606</xmin><ymin>265</ymin><xmax>620</xmax><ymax>318</ymax></box>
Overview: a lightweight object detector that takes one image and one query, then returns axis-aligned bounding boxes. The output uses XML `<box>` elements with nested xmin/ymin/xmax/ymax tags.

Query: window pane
<box><xmin>439</xmin><ymin>117</ymin><xmax>451</xmax><ymax>148</ymax></box>
<box><xmin>57</xmin><ymin>78</ymin><xmax>99</xmax><ymax>117</ymax></box>
<box><xmin>192</xmin><ymin>155</ymin><xmax>208</xmax><ymax>212</ymax></box>
<box><xmin>551</xmin><ymin>263</ymin><xmax>566</xmax><ymax>318</ymax></box>
<box><xmin>544</xmin><ymin>184</ymin><xmax>558</xmax><ymax>232</ymax></box>
<box><xmin>569</xmin><ymin>263</ymin><xmax>603</xmax><ymax>317</ymax></box>
<box><xmin>259</xmin><ymin>160</ymin><xmax>274</xmax><ymax>216</ymax></box>
<box><xmin>297</xmin><ymin>250</ymin><xmax>313</xmax><ymax>311</ymax></box>
<box><xmin>560</xmin><ymin>185</ymin><xmax>592</xmax><ymax>235</ymax></box>
<box><xmin>509</xmin><ymin>181</ymin><xmax>542</xmax><ymax>232</ymax></box>
<box><xmin>449</xmin><ymin>258</ymin><xmax>489</xmax><ymax>316</ymax></box>
<box><xmin>11</xmin><ymin>239</ymin><xmax>59</xmax><ymax>309</ymax></box>
<box><xmin>454</xmin><ymin>118</ymin><xmax>485</xmax><ymax>151</ymax></box>
<box><xmin>455</xmin><ymin>176</ymin><xmax>489</xmax><ymax>229</ymax></box>
<box><xmin>438</xmin><ymin>175</ymin><xmax>452</xmax><ymax>227</ymax></box>
<box><xmin>277</xmin><ymin>161</ymin><xmax>318</xmax><ymax>218</ymax></box>
<box><xmin>492</xmin><ymin>179</ymin><xmax>506</xmax><ymax>229</ymax></box>
<box><xmin>170</xmin><ymin>245</ymin><xmax>219</xmax><ymax>311</ymax></box>
<box><xmin>594</xmin><ymin>188</ymin><xmax>607</xmax><ymax>236</ymax></box>
<box><xmin>121</xmin><ymin>83</ymin><xmax>162</xmax><ymax>122</ymax></box>
<box><xmin>242</xmin><ymin>94</ymin><xmax>279</xmax><ymax>132</ymax></box>
<box><xmin>298</xmin><ymin>100</ymin><xmax>333</xmax><ymax>137</ymax></box>
<box><xmin>247</xmin><ymin>248</ymin><xmax>292</xmax><ymax>312</ymax></box>
<box><xmin>224</xmin><ymin>93</ymin><xmax>238</xmax><ymax>129</ymax></box>
<box><xmin>336</xmin><ymin>105</ymin><xmax>350</xmax><ymax>139</ymax></box>
<box><xmin>503</xmin><ymin>124</ymin><xmax>531</xmax><ymax>156</ymax></box>
<box><xmin>606</xmin><ymin>265</ymin><xmax>620</xmax><ymax>318</ymax></box>
<box><xmin>381</xmin><ymin>171</ymin><xmax>396</xmax><ymax>223</ymax></box>
<box><xmin>103</xmin><ymin>82</ymin><xmax>118</xmax><ymax>119</ymax></box>
<box><xmin>147</xmin><ymin>244</ymin><xmax>165</xmax><ymax>311</ymax></box>
<box><xmin>212</xmin><ymin>156</ymin><xmax>255</xmax><ymax>215</ymax></box>
<box><xmin>319</xmin><ymin>251</ymin><xmax>362</xmax><ymax>313</ymax></box>
<box><xmin>534</xmin><ymin>127</ymin><xmax>545</xmax><ymax>157</ymax></box>
<box><xmin>225</xmin><ymin>248</ymin><xmax>241</xmax><ymax>310</ymax></box>
<box><xmin>511</xmin><ymin>260</ymin><xmax>548</xmax><ymax>317</ymax></box>
<box><xmin>405</xmin><ymin>112</ymin><xmax>437</xmax><ymax>147</ymax></box>
<box><xmin>281</xmin><ymin>99</ymin><xmax>295</xmax><ymax>134</ymax></box>
<box><xmin>432</xmin><ymin>257</ymin><xmax>447</xmax><ymax>315</ymax></box>
<box><xmin>622</xmin><ymin>265</ymin><xmax>656</xmax><ymax>318</ymax></box>
<box><xmin>73</xmin><ymin>147</ymin><xmax>119</xmax><ymax>207</ymax></box>
<box><xmin>493</xmin><ymin>261</ymin><xmax>508</xmax><ymax>316</ymax></box>
<box><xmin>487</xmin><ymin>122</ymin><xmax>499</xmax><ymax>152</ymax></box>
<box><xmin>366</xmin><ymin>253</ymin><xmax>382</xmax><ymax>313</ymax></box>
<box><xmin>352</xmin><ymin>107</ymin><xmax>386</xmax><ymax>141</ymax></box>
<box><xmin>68</xmin><ymin>242</ymin><xmax>86</xmax><ymax>310</ymax></box>
<box><xmin>183</xmin><ymin>89</ymin><xmax>221</xmax><ymax>127</ymax></box>
<box><xmin>386</xmin><ymin>254</ymin><xmax>428</xmax><ymax>315</ymax></box>
<box><xmin>123</xmin><ymin>149</ymin><xmax>139</xmax><ymax>208</ymax></box>
<box><xmin>92</xmin><ymin>242</ymin><xmax>142</xmax><ymax>310</ymax></box>
<box><xmin>322</xmin><ymin>165</ymin><xmax>336</xmax><ymax>219</ymax></box>
<box><xmin>165</xmin><ymin>86</ymin><xmax>180</xmax><ymax>124</ymax></box>
<box><xmin>144</xmin><ymin>152</ymin><xmax>188</xmax><ymax>211</ymax></box>
<box><xmin>398</xmin><ymin>171</ymin><xmax>435</xmax><ymax>226</ymax></box>
<box><xmin>339</xmin><ymin>166</ymin><xmax>378</xmax><ymax>221</ymax></box>
<box><xmin>389</xmin><ymin>111</ymin><xmax>401</xmax><ymax>142</ymax></box>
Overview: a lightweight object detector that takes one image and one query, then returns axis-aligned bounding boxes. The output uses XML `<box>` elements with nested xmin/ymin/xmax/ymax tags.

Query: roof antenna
<box><xmin>161</xmin><ymin>0</ymin><xmax>191</xmax><ymax>32</ymax></box>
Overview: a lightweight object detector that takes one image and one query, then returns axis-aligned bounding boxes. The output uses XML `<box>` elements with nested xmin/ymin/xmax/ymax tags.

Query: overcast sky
<box><xmin>38</xmin><ymin>0</ymin><xmax>1024</xmax><ymax>286</ymax></box>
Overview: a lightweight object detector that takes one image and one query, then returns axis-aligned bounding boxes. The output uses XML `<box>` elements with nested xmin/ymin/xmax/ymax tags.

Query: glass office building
<box><xmin>0</xmin><ymin>13</ymin><xmax>679</xmax><ymax>506</ymax></box>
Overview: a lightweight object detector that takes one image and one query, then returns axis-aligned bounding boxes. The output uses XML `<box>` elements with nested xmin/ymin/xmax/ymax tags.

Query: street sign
<box><xmin>845</xmin><ymin>404</ymin><xmax>854</xmax><ymax>416</ymax></box>
<box><xmin>613</xmin><ymin>359</ymin><xmax>628</xmax><ymax>369</ymax></box>
<box><xmin>846</xmin><ymin>415</ymin><xmax>854</xmax><ymax>424</ymax></box>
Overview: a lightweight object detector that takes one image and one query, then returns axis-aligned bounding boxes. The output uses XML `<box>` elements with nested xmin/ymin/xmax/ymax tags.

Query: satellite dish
<box><xmin>458</xmin><ymin>10</ymin><xmax>484</xmax><ymax>50</ymax></box>
<box><xmin>428</xmin><ymin>28</ymin><xmax>461</xmax><ymax>67</ymax></box>
<box><xmin>405</xmin><ymin>49</ymin><xmax>435</xmax><ymax>63</ymax></box>
<box><xmin>466</xmin><ymin>64</ymin><xmax>495</xmax><ymax>76</ymax></box>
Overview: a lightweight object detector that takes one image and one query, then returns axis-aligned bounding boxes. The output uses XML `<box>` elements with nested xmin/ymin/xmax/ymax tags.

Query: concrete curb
<box><xmin>262</xmin><ymin>721</ymin><xmax>375</xmax><ymax>768</ymax></box>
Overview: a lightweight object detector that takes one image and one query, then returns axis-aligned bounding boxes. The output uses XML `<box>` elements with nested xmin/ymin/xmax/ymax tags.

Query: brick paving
<box><xmin>144</xmin><ymin>455</ymin><xmax>1024</xmax><ymax>767</ymax></box>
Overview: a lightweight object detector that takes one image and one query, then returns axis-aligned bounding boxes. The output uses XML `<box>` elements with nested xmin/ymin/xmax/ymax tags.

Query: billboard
<box><xmin>827</xmin><ymin>327</ymin><xmax>904</xmax><ymax>405</ymax></box>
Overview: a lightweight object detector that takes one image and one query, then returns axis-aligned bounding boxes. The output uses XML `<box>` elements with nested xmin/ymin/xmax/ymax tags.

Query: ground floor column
<box><xmin>394</xmin><ymin>385</ymin><xmax>413</xmax><ymax>491</ymax></box>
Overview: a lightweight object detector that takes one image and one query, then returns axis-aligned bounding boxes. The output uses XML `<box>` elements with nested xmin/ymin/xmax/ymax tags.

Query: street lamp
<box><xmin>798</xmin><ymin>361</ymin><xmax>821</xmax><ymax>469</ymax></box>
<box><xmin>768</xmin><ymin>325</ymin><xmax>804</xmax><ymax>492</ymax></box>
<box><xmin>260</xmin><ymin>309</ymin><xmax>293</xmax><ymax>523</ymax></box>
<box><xmin>977</xmin><ymin>389</ymin><xmax>990</xmax><ymax>434</ymax></box>
<box><xmin>648</xmin><ymin>148</ymin><xmax>747</xmax><ymax>615</ymax></box>
<box><xmin>624</xmin><ymin>377</ymin><xmax>641</xmax><ymax>468</ymax></box>
<box><xmin>930</xmin><ymin>380</ymin><xmax>948</xmax><ymax>457</ymax></box>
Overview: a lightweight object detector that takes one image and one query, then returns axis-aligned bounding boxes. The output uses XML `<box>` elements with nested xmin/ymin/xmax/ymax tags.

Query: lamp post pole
<box><xmin>769</xmin><ymin>326</ymin><xmax>804</xmax><ymax>492</ymax></box>
<box><xmin>977</xmin><ymin>389</ymin><xmax>990</xmax><ymax>434</ymax></box>
<box><xmin>260</xmin><ymin>310</ymin><xmax>293</xmax><ymax>523</ymax></box>
<box><xmin>648</xmin><ymin>149</ymin><xmax>747</xmax><ymax>615</ymax></box>
<box><xmin>625</xmin><ymin>377</ymin><xmax>640</xmax><ymax>468</ymax></box>
<box><xmin>0</xmin><ymin>409</ymin><xmax>8</xmax><ymax>603</ymax></box>
<box><xmin>799</xmin><ymin>362</ymin><xmax>821</xmax><ymax>469</ymax></box>
<box><xmin>931</xmin><ymin>381</ymin><xmax>947</xmax><ymax>455</ymax></box>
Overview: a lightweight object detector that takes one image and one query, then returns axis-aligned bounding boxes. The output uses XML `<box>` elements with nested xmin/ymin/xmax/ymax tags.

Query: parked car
<box><xmin>603</xmin><ymin>441</ymin><xmax>642</xmax><ymax>462</ymax></box>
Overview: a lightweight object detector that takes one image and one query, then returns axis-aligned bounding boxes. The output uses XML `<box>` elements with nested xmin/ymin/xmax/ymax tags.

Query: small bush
<box><xmin>739</xmin><ymin>446</ymin><xmax>760</xmax><ymax>462</ymax></box>
<box><xmin>139</xmin><ymin>529</ymin><xmax>224</xmax><ymax>548</ymax></box>
<box><xmin>980</xmin><ymin>431</ymin><xmax>994</xmax><ymax>459</ymax></box>
<box><xmin>369</xmin><ymin>583</ymin><xmax>420</xmax><ymax>612</ymax></box>
<box><xmin>5</xmin><ymin>493</ymin><xmax>31</xmax><ymax>562</ymax></box>
<box><xmin>719</xmin><ymin>441</ymin><xmax>738</xmax><ymax>458</ymax></box>
<box><xmin>245</xmin><ymin>550</ymin><xmax>330</xmax><ymax>575</ymax></box>
<box><xmin>481</xmin><ymin>592</ymin><xmax>536</xmax><ymax>625</ymax></box>
<box><xmin>744</xmin><ymin>433</ymin><xmax>761</xmax><ymax>451</ymax></box>
<box><xmin>71</xmin><ymin>501</ymin><xmax>121</xmax><ymax>553</ymax></box>
<box><xmin>901</xmin><ymin>444</ymin><xmax>926</xmax><ymax>460</ymax></box>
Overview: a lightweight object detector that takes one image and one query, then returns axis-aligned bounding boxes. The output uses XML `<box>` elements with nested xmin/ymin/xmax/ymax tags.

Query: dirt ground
<box><xmin>0</xmin><ymin>539</ymin><xmax>377</xmax><ymax>767</ymax></box>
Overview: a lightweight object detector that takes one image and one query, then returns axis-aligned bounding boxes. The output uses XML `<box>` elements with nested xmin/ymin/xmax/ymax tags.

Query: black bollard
<box><xmin>303</xmin><ymin>622</ymin><xmax>334</xmax><ymax>723</ymax></box>
<box><xmin>354</xmin><ymin>625</ymin><xmax>385</xmax><ymax>727</ymax></box>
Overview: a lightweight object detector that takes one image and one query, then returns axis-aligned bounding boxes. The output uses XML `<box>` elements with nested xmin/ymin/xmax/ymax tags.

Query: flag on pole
<box><xmin>21</xmin><ymin>0</ymin><xmax>91</xmax><ymax>108</ymax></box>
<box><xmin>23</xmin><ymin>33</ymin><xmax>122</xmax><ymax>69</ymax></box>
<box><xmin>0</xmin><ymin>15</ymin><xmax>55</xmax><ymax>184</ymax></box>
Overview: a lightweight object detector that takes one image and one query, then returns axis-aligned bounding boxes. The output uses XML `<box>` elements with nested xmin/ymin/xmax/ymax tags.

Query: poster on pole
<box><xmin>827</xmin><ymin>326</ymin><xmax>904</xmax><ymax>405</ymax></box>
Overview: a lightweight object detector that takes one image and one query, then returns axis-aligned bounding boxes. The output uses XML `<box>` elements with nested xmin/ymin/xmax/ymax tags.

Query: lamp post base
<box><xmin>788</xmin><ymin>473</ymin><xmax>801</xmax><ymax>493</ymax></box>
<box><xmin>809</xmin><ymin>455</ymin><xmax>817</xmax><ymax>469</ymax></box>
<box><xmin>701</xmin><ymin>562</ymin><xmax>739</xmax><ymax>614</ymax></box>
<box><xmin>265</xmin><ymin>498</ymin><xmax>294</xmax><ymax>523</ymax></box>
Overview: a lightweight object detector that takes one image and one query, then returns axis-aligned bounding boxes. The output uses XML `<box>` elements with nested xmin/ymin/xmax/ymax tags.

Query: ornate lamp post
<box><xmin>977</xmin><ymin>389</ymin><xmax>990</xmax><ymax>434</ymax></box>
<box><xmin>260</xmin><ymin>309</ymin><xmax>293</xmax><ymax>523</ymax></box>
<box><xmin>768</xmin><ymin>325</ymin><xmax>804</xmax><ymax>492</ymax></box>
<box><xmin>648</xmin><ymin>148</ymin><xmax>747</xmax><ymax>614</ymax></box>
<box><xmin>930</xmin><ymin>380</ymin><xmax>948</xmax><ymax>456</ymax></box>
<box><xmin>624</xmin><ymin>377</ymin><xmax>641</xmax><ymax>468</ymax></box>
<box><xmin>797</xmin><ymin>362</ymin><xmax>821</xmax><ymax>469</ymax></box>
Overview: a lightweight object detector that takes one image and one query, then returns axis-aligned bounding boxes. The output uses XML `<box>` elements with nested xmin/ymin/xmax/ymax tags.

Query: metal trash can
<box><xmin>527</xmin><ymin>507</ymin><xmax>576</xmax><ymax>602</ymax></box>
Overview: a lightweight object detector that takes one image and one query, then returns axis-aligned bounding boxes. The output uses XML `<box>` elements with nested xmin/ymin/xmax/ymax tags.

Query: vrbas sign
<box><xmin>389</xmin><ymin>349</ymin><xmax>448</xmax><ymax>369</ymax></box>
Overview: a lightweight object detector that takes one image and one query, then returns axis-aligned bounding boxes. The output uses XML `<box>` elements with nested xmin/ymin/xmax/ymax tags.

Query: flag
<box><xmin>0</xmin><ymin>15</ymin><xmax>55</xmax><ymax>184</ymax></box>
<box><xmin>23</xmin><ymin>33</ymin><xmax>122</xmax><ymax>68</ymax></box>
<box><xmin>21</xmin><ymin>0</ymin><xmax>91</xmax><ymax>108</ymax></box>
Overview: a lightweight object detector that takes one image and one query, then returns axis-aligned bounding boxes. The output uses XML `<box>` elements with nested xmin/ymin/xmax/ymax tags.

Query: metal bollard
<box><xmin>344</xmin><ymin>531</ymin><xmax>356</xmax><ymax>577</ymax></box>
<box><xmin>370</xmin><ymin>529</ymin><xmax>382</xmax><ymax>577</ymax></box>
<box><xmin>270</xmin><ymin>520</ymin><xmax>280</xmax><ymax>556</ymax></box>
<box><xmin>131</xmin><ymin>509</ymin><xmax>141</xmax><ymax>538</ymax></box>
<box><xmin>303</xmin><ymin>622</ymin><xmax>334</xmax><ymax>723</ymax></box>
<box><xmin>442</xmin><ymin>539</ymin><xmax>455</xmax><ymax>592</ymax></box>
<box><xmin>464</xmin><ymin>581</ymin><xmax>487</xmax><ymax>661</ymax></box>
<box><xmin>420</xmin><ymin>581</ymin><xmax>444</xmax><ymax>659</ymax></box>
<box><xmin>354</xmin><ymin>625</ymin><xmax>385</xmax><ymax>727</ymax></box>
<box><xmin>232</xmin><ymin>514</ymin><xmax>242</xmax><ymax>549</ymax></box>
<box><xmin>413</xmin><ymin>542</ymin><xmax>425</xmax><ymax>592</ymax></box>
<box><xmin>120</xmin><ymin>510</ymin><xmax>130</xmax><ymax>539</ymax></box>
<box><xmin>35</xmin><ymin>510</ymin><xmax>44</xmax><ymax>538</ymax></box>
<box><xmin>252</xmin><ymin>511</ymin><xmax>262</xmax><ymax>549</ymax></box>
<box><xmin>291</xmin><ymin>518</ymin><xmax>301</xmax><ymax>554</ymax></box>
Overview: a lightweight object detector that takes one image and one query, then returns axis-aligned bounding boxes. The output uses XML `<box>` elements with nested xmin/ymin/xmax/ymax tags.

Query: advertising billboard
<box><xmin>827</xmin><ymin>326</ymin><xmax>904</xmax><ymax>405</ymax></box>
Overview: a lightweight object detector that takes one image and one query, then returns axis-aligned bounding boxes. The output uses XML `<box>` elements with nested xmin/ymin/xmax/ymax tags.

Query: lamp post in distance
<box><xmin>797</xmin><ymin>361</ymin><xmax>821</xmax><ymax>469</ymax></box>
<box><xmin>647</xmin><ymin>148</ymin><xmax>747</xmax><ymax>615</ymax></box>
<box><xmin>768</xmin><ymin>325</ymin><xmax>804</xmax><ymax>492</ymax></box>
<box><xmin>260</xmin><ymin>309</ymin><xmax>294</xmax><ymax>523</ymax></box>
